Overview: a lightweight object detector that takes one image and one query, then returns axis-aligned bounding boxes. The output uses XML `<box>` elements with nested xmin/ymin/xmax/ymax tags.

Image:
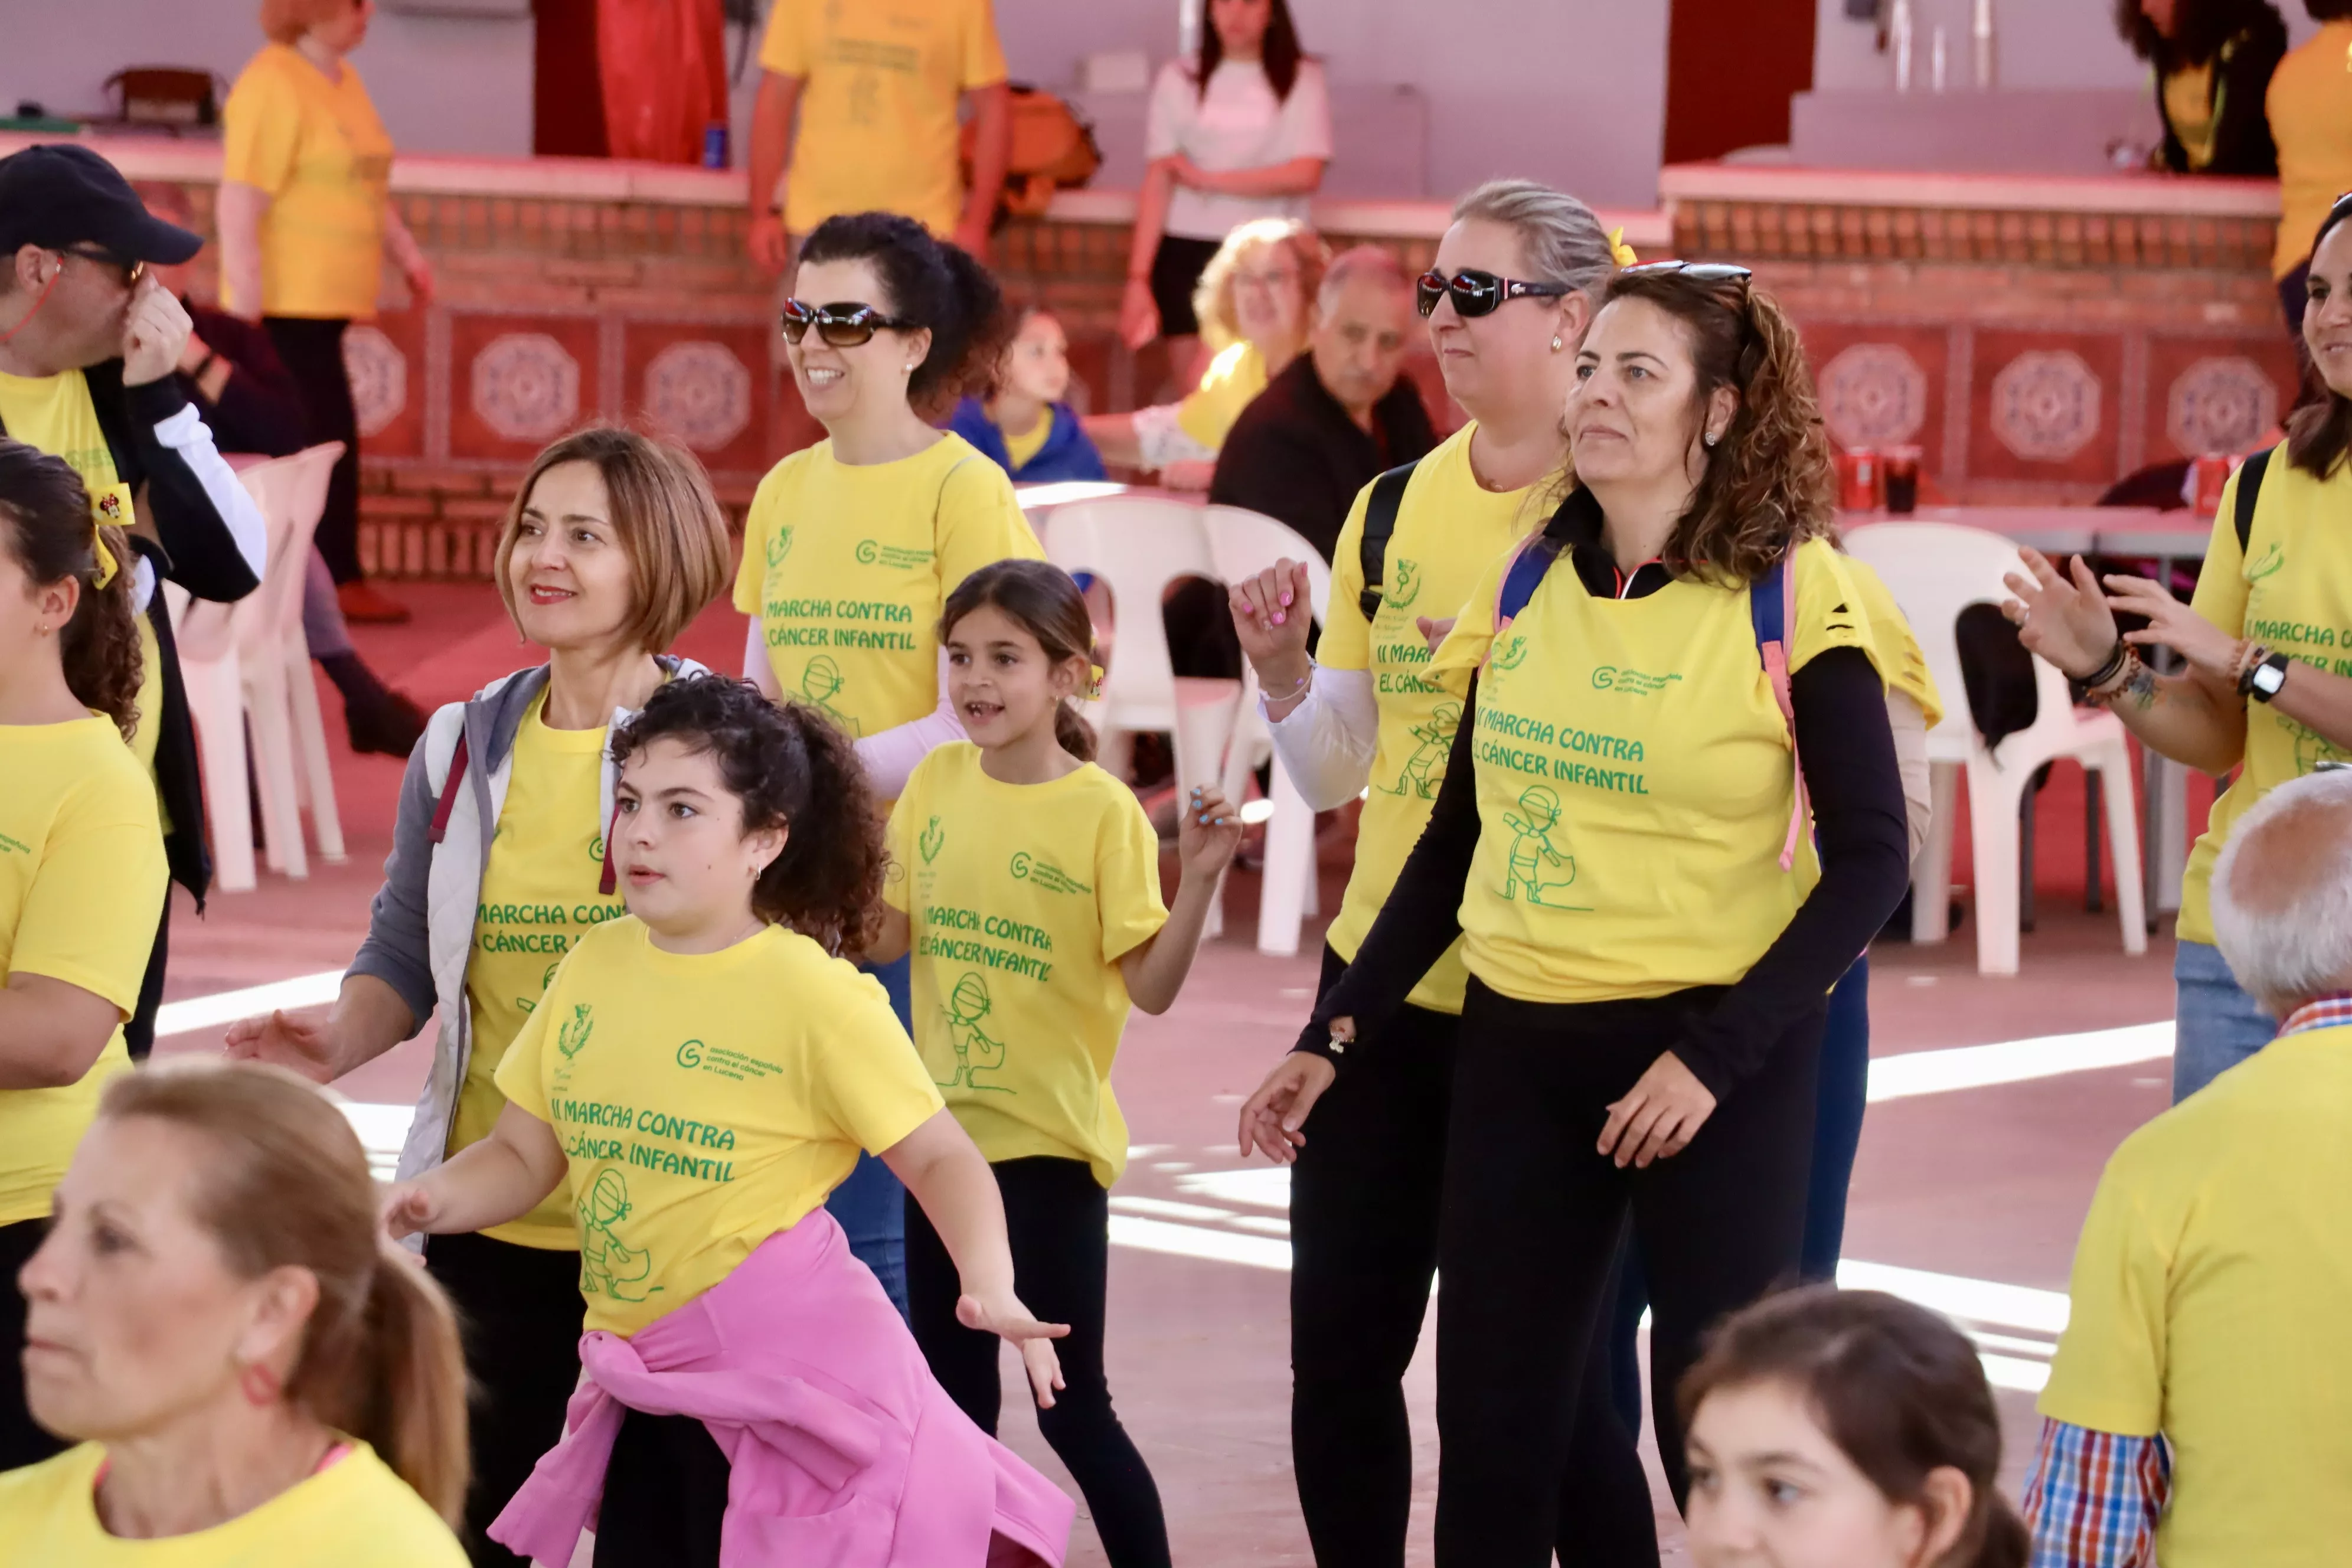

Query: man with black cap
<box><xmin>0</xmin><ymin>142</ymin><xmax>268</xmax><ymax>1058</ymax></box>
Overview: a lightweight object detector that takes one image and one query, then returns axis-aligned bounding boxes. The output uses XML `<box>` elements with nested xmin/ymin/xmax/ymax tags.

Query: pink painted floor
<box><xmin>152</xmin><ymin>583</ymin><xmax>2187</xmax><ymax>1565</ymax></box>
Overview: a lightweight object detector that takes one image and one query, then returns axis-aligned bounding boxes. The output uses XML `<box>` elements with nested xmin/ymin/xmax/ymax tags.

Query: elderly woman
<box><xmin>220</xmin><ymin>0</ymin><xmax>435</xmax><ymax>623</ymax></box>
<box><xmin>2007</xmin><ymin>188</ymin><xmax>2352</xmax><ymax>1103</ymax></box>
<box><xmin>227</xmin><ymin>426</ymin><xmax>733</xmax><ymax>1565</ymax></box>
<box><xmin>0</xmin><ymin>1060</ymin><xmax>466</xmax><ymax>1562</ymax></box>
<box><xmin>1293</xmin><ymin>263</ymin><xmax>1911</xmax><ymax>1564</ymax></box>
<box><xmin>1087</xmin><ymin>215</ymin><xmax>1324</xmax><ymax>490</ymax></box>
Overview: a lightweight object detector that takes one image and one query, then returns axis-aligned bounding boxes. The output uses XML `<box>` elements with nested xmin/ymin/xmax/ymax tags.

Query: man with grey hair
<box><xmin>2024</xmin><ymin>766</ymin><xmax>2352</xmax><ymax>1563</ymax></box>
<box><xmin>1207</xmin><ymin>244</ymin><xmax>1436</xmax><ymax>561</ymax></box>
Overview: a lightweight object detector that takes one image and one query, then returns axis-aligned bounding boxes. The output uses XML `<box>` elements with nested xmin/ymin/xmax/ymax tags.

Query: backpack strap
<box><xmin>1355</xmin><ymin>459</ymin><xmax>1422</xmax><ymax>622</ymax></box>
<box><xmin>426</xmin><ymin>731</ymin><xmax>470</xmax><ymax>846</ymax></box>
<box><xmin>2233</xmin><ymin>443</ymin><xmax>2272</xmax><ymax>556</ymax></box>
<box><xmin>1749</xmin><ymin>556</ymin><xmax>1806</xmax><ymax>873</ymax></box>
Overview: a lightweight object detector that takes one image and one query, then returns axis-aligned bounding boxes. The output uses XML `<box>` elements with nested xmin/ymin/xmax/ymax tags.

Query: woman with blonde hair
<box><xmin>226</xmin><ymin>425</ymin><xmax>732</xmax><ymax>1566</ymax></box>
<box><xmin>0</xmin><ymin>1059</ymin><xmax>468</xmax><ymax>1562</ymax></box>
<box><xmin>1087</xmin><ymin>216</ymin><xmax>1325</xmax><ymax>488</ymax></box>
<box><xmin>220</xmin><ymin>0</ymin><xmax>435</xmax><ymax>624</ymax></box>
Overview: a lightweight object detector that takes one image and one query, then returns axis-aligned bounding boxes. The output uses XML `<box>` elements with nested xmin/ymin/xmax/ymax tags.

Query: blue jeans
<box><xmin>1608</xmin><ymin>958</ymin><xmax>1870</xmax><ymax>1432</ymax></box>
<box><xmin>2173</xmin><ymin>940</ymin><xmax>2275</xmax><ymax>1103</ymax></box>
<box><xmin>829</xmin><ymin>952</ymin><xmax>912</xmax><ymax>1316</ymax></box>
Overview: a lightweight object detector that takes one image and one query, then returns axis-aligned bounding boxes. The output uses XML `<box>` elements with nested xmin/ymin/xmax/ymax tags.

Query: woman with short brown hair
<box><xmin>227</xmin><ymin>425</ymin><xmax>731</xmax><ymax>1567</ymax></box>
<box><xmin>1299</xmin><ymin>264</ymin><xmax>1912</xmax><ymax>1564</ymax></box>
<box><xmin>0</xmin><ymin>1059</ymin><xmax>468</xmax><ymax>1563</ymax></box>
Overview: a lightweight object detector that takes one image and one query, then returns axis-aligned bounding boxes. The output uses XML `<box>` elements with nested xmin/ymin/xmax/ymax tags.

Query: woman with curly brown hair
<box><xmin>2112</xmin><ymin>0</ymin><xmax>2285</xmax><ymax>178</ymax></box>
<box><xmin>1294</xmin><ymin>264</ymin><xmax>1912</xmax><ymax>1566</ymax></box>
<box><xmin>0</xmin><ymin>438</ymin><xmax>167</xmax><ymax>1467</ymax></box>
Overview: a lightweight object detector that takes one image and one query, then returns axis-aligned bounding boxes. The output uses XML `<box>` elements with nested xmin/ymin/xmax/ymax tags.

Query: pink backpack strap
<box><xmin>1749</xmin><ymin>555</ymin><xmax>1805</xmax><ymax>872</ymax></box>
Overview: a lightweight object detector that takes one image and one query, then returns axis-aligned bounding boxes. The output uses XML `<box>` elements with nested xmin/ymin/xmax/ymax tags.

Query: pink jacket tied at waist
<box><xmin>489</xmin><ymin>1210</ymin><xmax>1074</xmax><ymax>1567</ymax></box>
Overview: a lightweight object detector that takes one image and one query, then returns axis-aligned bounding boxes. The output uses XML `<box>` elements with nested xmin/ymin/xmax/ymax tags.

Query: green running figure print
<box><xmin>800</xmin><ymin>655</ymin><xmax>861</xmax><ymax>735</ymax></box>
<box><xmin>1380</xmin><ymin>699</ymin><xmax>1462</xmax><ymax>799</ymax></box>
<box><xmin>1501</xmin><ymin>785</ymin><xmax>1583</xmax><ymax>907</ymax></box>
<box><xmin>937</xmin><ymin>973</ymin><xmax>1014</xmax><ymax>1093</ymax></box>
<box><xmin>576</xmin><ymin>1170</ymin><xmax>656</xmax><ymax>1302</ymax></box>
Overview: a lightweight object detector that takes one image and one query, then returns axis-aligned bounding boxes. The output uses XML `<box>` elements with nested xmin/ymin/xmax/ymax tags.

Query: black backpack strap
<box><xmin>2234</xmin><ymin>444</ymin><xmax>2272</xmax><ymax>556</ymax></box>
<box><xmin>1356</xmin><ymin>459</ymin><xmax>1422</xmax><ymax>622</ymax></box>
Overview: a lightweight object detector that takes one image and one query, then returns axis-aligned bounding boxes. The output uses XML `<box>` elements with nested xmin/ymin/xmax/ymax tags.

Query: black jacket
<box><xmin>0</xmin><ymin>367</ymin><xmax>263</xmax><ymax>904</ymax></box>
<box><xmin>2154</xmin><ymin>11</ymin><xmax>2286</xmax><ymax>178</ymax></box>
<box><xmin>1208</xmin><ymin>354</ymin><xmax>1439</xmax><ymax>563</ymax></box>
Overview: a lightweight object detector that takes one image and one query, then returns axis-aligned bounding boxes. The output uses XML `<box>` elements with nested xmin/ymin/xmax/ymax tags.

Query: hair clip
<box><xmin>1086</xmin><ymin>661</ymin><xmax>1105</xmax><ymax>700</ymax></box>
<box><xmin>1607</xmin><ymin>226</ymin><xmax>1638</xmax><ymax>268</ymax></box>
<box><xmin>90</xmin><ymin>524</ymin><xmax>118</xmax><ymax>589</ymax></box>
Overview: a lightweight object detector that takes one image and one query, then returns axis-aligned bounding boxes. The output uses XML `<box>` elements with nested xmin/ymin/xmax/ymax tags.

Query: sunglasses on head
<box><xmin>779</xmin><ymin>298</ymin><xmax>913</xmax><ymax>347</ymax></box>
<box><xmin>62</xmin><ymin>246</ymin><xmax>143</xmax><ymax>289</ymax></box>
<box><xmin>1619</xmin><ymin>260</ymin><xmax>1753</xmax><ymax>289</ymax></box>
<box><xmin>1415</xmin><ymin>267</ymin><xmax>1572</xmax><ymax>319</ymax></box>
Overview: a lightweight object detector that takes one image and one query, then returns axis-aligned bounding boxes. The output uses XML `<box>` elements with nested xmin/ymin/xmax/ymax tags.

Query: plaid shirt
<box><xmin>2023</xmin><ymin>1419</ymin><xmax>2171</xmax><ymax>1567</ymax></box>
<box><xmin>2276</xmin><ymin>993</ymin><xmax>2352</xmax><ymax>1040</ymax></box>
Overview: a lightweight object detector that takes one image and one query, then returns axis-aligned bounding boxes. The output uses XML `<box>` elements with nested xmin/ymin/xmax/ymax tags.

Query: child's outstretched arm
<box><xmin>1121</xmin><ymin>785</ymin><xmax>1244</xmax><ymax>1015</ymax></box>
<box><xmin>381</xmin><ymin>1102</ymin><xmax>568</xmax><ymax>1241</ymax></box>
<box><xmin>882</xmin><ymin>1110</ymin><xmax>1070</xmax><ymax>1406</ymax></box>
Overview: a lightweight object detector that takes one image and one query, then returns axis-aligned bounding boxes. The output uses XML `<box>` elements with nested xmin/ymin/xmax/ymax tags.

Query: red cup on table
<box><xmin>2191</xmin><ymin>452</ymin><xmax>2235</xmax><ymax>517</ymax></box>
<box><xmin>1837</xmin><ymin>447</ymin><xmax>1880</xmax><ymax>511</ymax></box>
<box><xmin>1883</xmin><ymin>445</ymin><xmax>1922</xmax><ymax>515</ymax></box>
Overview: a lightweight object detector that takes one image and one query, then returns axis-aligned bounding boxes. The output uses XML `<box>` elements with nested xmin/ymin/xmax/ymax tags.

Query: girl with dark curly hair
<box><xmin>383</xmin><ymin>673</ymin><xmax>1074</xmax><ymax>1568</ymax></box>
<box><xmin>1289</xmin><ymin>265</ymin><xmax>1912</xmax><ymax>1566</ymax></box>
<box><xmin>2112</xmin><ymin>0</ymin><xmax>2286</xmax><ymax>177</ymax></box>
<box><xmin>0</xmin><ymin>437</ymin><xmax>167</xmax><ymax>1465</ymax></box>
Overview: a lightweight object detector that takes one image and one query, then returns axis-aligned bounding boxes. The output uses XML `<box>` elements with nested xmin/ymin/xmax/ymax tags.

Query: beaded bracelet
<box><xmin>2066</xmin><ymin>641</ymin><xmax>2130</xmax><ymax>705</ymax></box>
<box><xmin>2082</xmin><ymin>646</ymin><xmax>2147</xmax><ymax>708</ymax></box>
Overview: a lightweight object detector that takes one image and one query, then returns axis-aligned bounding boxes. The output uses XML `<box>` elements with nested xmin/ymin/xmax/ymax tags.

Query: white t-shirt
<box><xmin>1146</xmin><ymin>57</ymin><xmax>1332</xmax><ymax>241</ymax></box>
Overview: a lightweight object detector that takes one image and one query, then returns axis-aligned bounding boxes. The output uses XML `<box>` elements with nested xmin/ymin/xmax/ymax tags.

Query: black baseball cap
<box><xmin>0</xmin><ymin>143</ymin><xmax>201</xmax><ymax>265</ymax></box>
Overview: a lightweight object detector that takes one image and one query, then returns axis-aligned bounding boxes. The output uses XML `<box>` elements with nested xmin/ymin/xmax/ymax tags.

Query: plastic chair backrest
<box><xmin>1037</xmin><ymin>496</ymin><xmax>1219</xmax><ymax>721</ymax></box>
<box><xmin>1199</xmin><ymin>505</ymin><xmax>1333</xmax><ymax>632</ymax></box>
<box><xmin>234</xmin><ymin>442</ymin><xmax>343</xmax><ymax>661</ymax></box>
<box><xmin>1843</xmin><ymin>521</ymin><xmax>2075</xmax><ymax>761</ymax></box>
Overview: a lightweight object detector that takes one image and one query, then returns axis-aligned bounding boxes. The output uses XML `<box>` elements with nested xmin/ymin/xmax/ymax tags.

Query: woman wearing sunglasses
<box><xmin>1286</xmin><ymin>262</ymin><xmax>1910</xmax><ymax>1566</ymax></box>
<box><xmin>734</xmin><ymin>210</ymin><xmax>1043</xmax><ymax>1314</ymax></box>
<box><xmin>1226</xmin><ymin>178</ymin><xmax>1620</xmax><ymax>1568</ymax></box>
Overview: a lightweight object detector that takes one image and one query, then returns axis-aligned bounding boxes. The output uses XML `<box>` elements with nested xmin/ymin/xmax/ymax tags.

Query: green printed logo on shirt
<box><xmin>855</xmin><ymin>538</ymin><xmax>935</xmax><ymax>569</ymax></box>
<box><xmin>1499</xmin><ymin>785</ymin><xmax>1588</xmax><ymax>909</ymax></box>
<box><xmin>1491</xmin><ymin>633</ymin><xmax>1530</xmax><ymax>673</ymax></box>
<box><xmin>767</xmin><ymin>525</ymin><xmax>795</xmax><ymax>568</ymax></box>
<box><xmin>577</xmin><ymin>1170</ymin><xmax>658</xmax><ymax>1302</ymax></box>
<box><xmin>1010</xmin><ymin>851</ymin><xmax>1092</xmax><ymax>895</ymax></box>
<box><xmin>557</xmin><ymin>1004</ymin><xmax>596</xmax><ymax>1060</ymax></box>
<box><xmin>937</xmin><ymin>972</ymin><xmax>1015</xmax><ymax>1094</ymax></box>
<box><xmin>1377</xmin><ymin>698</ymin><xmax>1461</xmax><ymax>800</ymax></box>
<box><xmin>800</xmin><ymin>655</ymin><xmax>863</xmax><ymax>736</ymax></box>
<box><xmin>1590</xmin><ymin>666</ymin><xmax>1684</xmax><ymax>696</ymax></box>
<box><xmin>2248</xmin><ymin>541</ymin><xmax>2285</xmax><ymax>582</ymax></box>
<box><xmin>0</xmin><ymin>831</ymin><xmax>28</xmax><ymax>855</ymax></box>
<box><xmin>919</xmin><ymin>815</ymin><xmax>946</xmax><ymax>864</ymax></box>
<box><xmin>1387</xmin><ymin>557</ymin><xmax>1423</xmax><ymax>610</ymax></box>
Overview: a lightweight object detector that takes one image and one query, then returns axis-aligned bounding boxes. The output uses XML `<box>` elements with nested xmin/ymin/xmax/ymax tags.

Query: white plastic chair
<box><xmin>1845</xmin><ymin>522</ymin><xmax>2147</xmax><ymax>975</ymax></box>
<box><xmin>166</xmin><ymin>442</ymin><xmax>347</xmax><ymax>891</ymax></box>
<box><xmin>1202</xmin><ymin>504</ymin><xmax>1333</xmax><ymax>956</ymax></box>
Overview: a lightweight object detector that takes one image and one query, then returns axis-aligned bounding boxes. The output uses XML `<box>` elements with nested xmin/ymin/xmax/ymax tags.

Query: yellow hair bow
<box><xmin>1086</xmin><ymin>661</ymin><xmax>1105</xmax><ymax>700</ymax></box>
<box><xmin>1608</xmin><ymin>227</ymin><xmax>1639</xmax><ymax>269</ymax></box>
<box><xmin>90</xmin><ymin>524</ymin><xmax>118</xmax><ymax>589</ymax></box>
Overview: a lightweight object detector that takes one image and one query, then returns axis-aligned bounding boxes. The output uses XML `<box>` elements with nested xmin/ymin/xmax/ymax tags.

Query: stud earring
<box><xmin>1704</xmin><ymin>432</ymin><xmax>1720</xmax><ymax>448</ymax></box>
<box><xmin>1551</xmin><ymin>335</ymin><xmax>1563</xmax><ymax>352</ymax></box>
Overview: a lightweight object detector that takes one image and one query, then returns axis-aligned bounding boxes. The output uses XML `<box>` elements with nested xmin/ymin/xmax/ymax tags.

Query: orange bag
<box><xmin>961</xmin><ymin>84</ymin><xmax>1103</xmax><ymax>221</ymax></box>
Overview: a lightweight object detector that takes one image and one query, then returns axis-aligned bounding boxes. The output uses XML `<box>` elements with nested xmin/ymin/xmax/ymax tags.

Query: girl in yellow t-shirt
<box><xmin>735</xmin><ymin>210</ymin><xmax>1043</xmax><ymax>1309</ymax></box>
<box><xmin>866</xmin><ymin>559</ymin><xmax>1239</xmax><ymax>1568</ymax></box>
<box><xmin>383</xmin><ymin>674</ymin><xmax>1068</xmax><ymax>1553</ymax></box>
<box><xmin>1086</xmin><ymin>217</ymin><xmax>1325</xmax><ymax>490</ymax></box>
<box><xmin>2</xmin><ymin>1059</ymin><xmax>468</xmax><ymax>1565</ymax></box>
<box><xmin>1289</xmin><ymin>268</ymin><xmax>1911</xmax><ymax>1557</ymax></box>
<box><xmin>0</xmin><ymin>441</ymin><xmax>168</xmax><ymax>1468</ymax></box>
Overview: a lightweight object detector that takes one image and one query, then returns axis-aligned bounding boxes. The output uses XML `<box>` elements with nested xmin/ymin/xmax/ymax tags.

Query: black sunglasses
<box><xmin>1415</xmin><ymin>267</ymin><xmax>1572</xmax><ymax>319</ymax></box>
<box><xmin>1619</xmin><ymin>260</ymin><xmax>1753</xmax><ymax>288</ymax></box>
<box><xmin>61</xmin><ymin>246</ymin><xmax>143</xmax><ymax>289</ymax></box>
<box><xmin>779</xmin><ymin>298</ymin><xmax>913</xmax><ymax>348</ymax></box>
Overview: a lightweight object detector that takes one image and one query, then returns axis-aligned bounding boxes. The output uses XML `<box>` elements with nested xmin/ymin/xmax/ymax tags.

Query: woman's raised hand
<box><xmin>2106</xmin><ymin>571</ymin><xmax>2242</xmax><ymax>681</ymax></box>
<box><xmin>1229</xmin><ymin>560</ymin><xmax>1316</xmax><ymax>676</ymax></box>
<box><xmin>2000</xmin><ymin>548</ymin><xmax>2121</xmax><ymax>680</ymax></box>
<box><xmin>222</xmin><ymin>1009</ymin><xmax>340</xmax><ymax>1084</ymax></box>
<box><xmin>956</xmin><ymin>1291</ymin><xmax>1072</xmax><ymax>1407</ymax></box>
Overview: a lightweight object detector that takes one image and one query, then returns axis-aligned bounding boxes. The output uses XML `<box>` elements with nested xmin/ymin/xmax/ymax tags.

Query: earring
<box><xmin>1704</xmin><ymin>432</ymin><xmax>1720</xmax><ymax>448</ymax></box>
<box><xmin>238</xmin><ymin>1361</ymin><xmax>282</xmax><ymax>1407</ymax></box>
<box><xmin>1551</xmin><ymin>335</ymin><xmax>1563</xmax><ymax>352</ymax></box>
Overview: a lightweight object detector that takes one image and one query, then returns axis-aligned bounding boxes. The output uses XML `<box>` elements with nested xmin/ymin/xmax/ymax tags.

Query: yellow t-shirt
<box><xmin>732</xmin><ymin>433</ymin><xmax>1041</xmax><ymax>741</ymax></box>
<box><xmin>2265</xmin><ymin>21</ymin><xmax>2352</xmax><ymax>278</ymax></box>
<box><xmin>2162</xmin><ymin>61</ymin><xmax>2220</xmax><ymax>172</ymax></box>
<box><xmin>1175</xmin><ymin>341</ymin><xmax>1269</xmax><ymax>452</ymax></box>
<box><xmin>759</xmin><ymin>0</ymin><xmax>1008</xmax><ymax>236</ymax></box>
<box><xmin>495</xmin><ymin>917</ymin><xmax>945</xmax><ymax>1335</ymax></box>
<box><xmin>2039</xmin><ymin>1022</ymin><xmax>2352</xmax><ymax>1566</ymax></box>
<box><xmin>222</xmin><ymin>43</ymin><xmax>394</xmax><ymax>319</ymax></box>
<box><xmin>457</xmin><ymin>694</ymin><xmax>622</xmax><ymax>1249</ymax></box>
<box><xmin>1429</xmin><ymin>534</ymin><xmax>1880</xmax><ymax>1004</ymax></box>
<box><xmin>1320</xmin><ymin>424</ymin><xmax>1550</xmax><ymax>1014</ymax></box>
<box><xmin>883</xmin><ymin>744</ymin><xmax>1167</xmax><ymax>1187</ymax></box>
<box><xmin>2177</xmin><ymin>453</ymin><xmax>2352</xmax><ymax>944</ymax></box>
<box><xmin>1843</xmin><ymin>556</ymin><xmax>1945</xmax><ymax>729</ymax></box>
<box><xmin>0</xmin><ymin>1440</ymin><xmax>467</xmax><ymax>1566</ymax></box>
<box><xmin>999</xmin><ymin>410</ymin><xmax>1051</xmax><ymax>472</ymax></box>
<box><xmin>0</xmin><ymin>717</ymin><xmax>168</xmax><ymax>1225</ymax></box>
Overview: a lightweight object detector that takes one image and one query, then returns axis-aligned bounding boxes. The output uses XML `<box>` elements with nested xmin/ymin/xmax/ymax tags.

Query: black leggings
<box><xmin>263</xmin><ymin>316</ymin><xmax>364</xmax><ymax>583</ymax></box>
<box><xmin>0</xmin><ymin>1218</ymin><xmax>66</xmax><ymax>1471</ymax></box>
<box><xmin>595</xmin><ymin>1408</ymin><xmax>729</xmax><ymax>1568</ymax></box>
<box><xmin>1434</xmin><ymin>979</ymin><xmax>1823</xmax><ymax>1568</ymax></box>
<box><xmin>906</xmin><ymin>1157</ymin><xmax>1170</xmax><ymax>1568</ymax></box>
<box><xmin>427</xmin><ymin>1230</ymin><xmax>586</xmax><ymax>1568</ymax></box>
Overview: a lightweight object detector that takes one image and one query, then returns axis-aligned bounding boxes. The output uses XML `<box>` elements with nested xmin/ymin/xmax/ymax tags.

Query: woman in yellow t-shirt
<box><xmin>2</xmin><ymin>1060</ymin><xmax>468</xmax><ymax>1564</ymax></box>
<box><xmin>224</xmin><ymin>426</ymin><xmax>732</xmax><ymax>1559</ymax></box>
<box><xmin>0</xmin><ymin>441</ymin><xmax>168</xmax><ymax>1467</ymax></box>
<box><xmin>735</xmin><ymin>210</ymin><xmax>1043</xmax><ymax>1309</ymax></box>
<box><xmin>867</xmin><ymin>561</ymin><xmax>1240</xmax><ymax>1568</ymax></box>
<box><xmin>2006</xmin><ymin>192</ymin><xmax>2352</xmax><ymax>1103</ymax></box>
<box><xmin>1296</xmin><ymin>267</ymin><xmax>1910</xmax><ymax>1561</ymax></box>
<box><xmin>1085</xmin><ymin>215</ymin><xmax>1324</xmax><ymax>489</ymax></box>
<box><xmin>2111</xmin><ymin>0</ymin><xmax>2285</xmax><ymax>177</ymax></box>
<box><xmin>2263</xmin><ymin>1</ymin><xmax>2352</xmax><ymax>327</ymax></box>
<box><xmin>383</xmin><ymin>675</ymin><xmax>1067</xmax><ymax>1556</ymax></box>
<box><xmin>220</xmin><ymin>0</ymin><xmax>435</xmax><ymax>623</ymax></box>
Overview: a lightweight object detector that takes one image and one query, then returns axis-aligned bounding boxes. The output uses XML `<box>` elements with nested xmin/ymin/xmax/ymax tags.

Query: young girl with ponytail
<box><xmin>0</xmin><ymin>437</ymin><xmax>168</xmax><ymax>1468</ymax></box>
<box><xmin>736</xmin><ymin>210</ymin><xmax>1045</xmax><ymax>1310</ymax></box>
<box><xmin>0</xmin><ymin>1058</ymin><xmax>469</xmax><ymax>1562</ymax></box>
<box><xmin>866</xmin><ymin>560</ymin><xmax>1240</xmax><ymax>1568</ymax></box>
<box><xmin>1681</xmin><ymin>1286</ymin><xmax>2027</xmax><ymax>1568</ymax></box>
<box><xmin>383</xmin><ymin>674</ymin><xmax>1076</xmax><ymax>1568</ymax></box>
